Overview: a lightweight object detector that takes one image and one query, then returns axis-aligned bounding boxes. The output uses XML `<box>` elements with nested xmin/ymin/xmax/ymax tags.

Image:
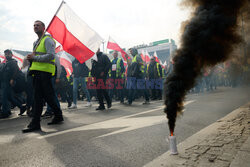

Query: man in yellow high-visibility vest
<box><xmin>22</xmin><ymin>20</ymin><xmax>63</xmax><ymax>133</ymax></box>
<box><xmin>146</xmin><ymin>57</ymin><xmax>162</xmax><ymax>100</ymax></box>
<box><xmin>108</xmin><ymin>51</ymin><xmax>125</xmax><ymax>103</ymax></box>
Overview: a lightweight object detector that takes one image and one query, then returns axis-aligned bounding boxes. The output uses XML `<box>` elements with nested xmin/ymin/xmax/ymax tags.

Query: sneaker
<box><xmin>96</xmin><ymin>106</ymin><xmax>105</xmax><ymax>110</ymax></box>
<box><xmin>67</xmin><ymin>101</ymin><xmax>72</xmax><ymax>108</ymax></box>
<box><xmin>18</xmin><ymin>105</ymin><xmax>27</xmax><ymax>116</ymax></box>
<box><xmin>47</xmin><ymin>116</ymin><xmax>64</xmax><ymax>125</ymax></box>
<box><xmin>125</xmin><ymin>101</ymin><xmax>132</xmax><ymax>105</ymax></box>
<box><xmin>41</xmin><ymin>111</ymin><xmax>53</xmax><ymax>118</ymax></box>
<box><xmin>22</xmin><ymin>121</ymin><xmax>41</xmax><ymax>133</ymax></box>
<box><xmin>85</xmin><ymin>102</ymin><xmax>92</xmax><ymax>107</ymax></box>
<box><xmin>142</xmin><ymin>101</ymin><xmax>150</xmax><ymax>105</ymax></box>
<box><xmin>68</xmin><ymin>104</ymin><xmax>77</xmax><ymax>109</ymax></box>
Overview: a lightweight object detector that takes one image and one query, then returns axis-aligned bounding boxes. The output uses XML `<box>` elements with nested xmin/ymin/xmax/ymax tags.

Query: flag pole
<box><xmin>33</xmin><ymin>0</ymin><xmax>65</xmax><ymax>52</ymax></box>
<box><xmin>46</xmin><ymin>0</ymin><xmax>65</xmax><ymax>32</ymax></box>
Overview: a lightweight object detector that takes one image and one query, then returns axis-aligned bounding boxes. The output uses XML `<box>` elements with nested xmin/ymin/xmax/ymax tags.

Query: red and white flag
<box><xmin>12</xmin><ymin>51</ymin><xmax>24</xmax><ymax>68</ymax></box>
<box><xmin>163</xmin><ymin>60</ymin><xmax>167</xmax><ymax>67</ymax></box>
<box><xmin>107</xmin><ymin>36</ymin><xmax>129</xmax><ymax>61</ymax></box>
<box><xmin>0</xmin><ymin>54</ymin><xmax>6</xmax><ymax>63</ymax></box>
<box><xmin>145</xmin><ymin>50</ymin><xmax>151</xmax><ymax>63</ymax></box>
<box><xmin>159</xmin><ymin>59</ymin><xmax>163</xmax><ymax>65</ymax></box>
<box><xmin>58</xmin><ymin>51</ymin><xmax>73</xmax><ymax>77</ymax></box>
<box><xmin>140</xmin><ymin>50</ymin><xmax>146</xmax><ymax>62</ymax></box>
<box><xmin>153</xmin><ymin>51</ymin><xmax>159</xmax><ymax>63</ymax></box>
<box><xmin>47</xmin><ymin>2</ymin><xmax>103</xmax><ymax>64</ymax></box>
<box><xmin>55</xmin><ymin>45</ymin><xmax>64</xmax><ymax>53</ymax></box>
<box><xmin>55</xmin><ymin>45</ymin><xmax>73</xmax><ymax>77</ymax></box>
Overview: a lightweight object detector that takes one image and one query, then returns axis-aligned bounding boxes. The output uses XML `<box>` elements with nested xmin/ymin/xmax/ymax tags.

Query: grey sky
<box><xmin>0</xmin><ymin>0</ymin><xmax>190</xmax><ymax>52</ymax></box>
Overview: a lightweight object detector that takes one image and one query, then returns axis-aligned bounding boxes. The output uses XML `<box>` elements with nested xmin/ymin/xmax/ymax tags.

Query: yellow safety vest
<box><xmin>109</xmin><ymin>58</ymin><xmax>124</xmax><ymax>78</ymax></box>
<box><xmin>29</xmin><ymin>35</ymin><xmax>56</xmax><ymax>75</ymax></box>
<box><xmin>162</xmin><ymin>68</ymin><xmax>165</xmax><ymax>78</ymax></box>
<box><xmin>146</xmin><ymin>63</ymin><xmax>160</xmax><ymax>77</ymax></box>
<box><xmin>132</xmin><ymin>55</ymin><xmax>144</xmax><ymax>73</ymax></box>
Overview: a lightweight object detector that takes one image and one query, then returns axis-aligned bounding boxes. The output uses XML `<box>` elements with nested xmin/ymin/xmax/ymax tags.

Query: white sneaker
<box><xmin>69</xmin><ymin>104</ymin><xmax>77</xmax><ymax>109</ymax></box>
<box><xmin>85</xmin><ymin>102</ymin><xmax>92</xmax><ymax>107</ymax></box>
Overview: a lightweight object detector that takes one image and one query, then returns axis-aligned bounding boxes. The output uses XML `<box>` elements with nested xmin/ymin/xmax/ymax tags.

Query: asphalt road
<box><xmin>0</xmin><ymin>86</ymin><xmax>249</xmax><ymax>167</ymax></box>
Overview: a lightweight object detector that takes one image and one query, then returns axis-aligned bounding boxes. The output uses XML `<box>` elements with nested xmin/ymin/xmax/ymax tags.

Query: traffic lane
<box><xmin>1</xmin><ymin>87</ymin><xmax>249</xmax><ymax>167</ymax></box>
<box><xmin>0</xmin><ymin>101</ymin><xmax>191</xmax><ymax>167</ymax></box>
<box><xmin>0</xmin><ymin>100</ymin><xmax>165</xmax><ymax>144</ymax></box>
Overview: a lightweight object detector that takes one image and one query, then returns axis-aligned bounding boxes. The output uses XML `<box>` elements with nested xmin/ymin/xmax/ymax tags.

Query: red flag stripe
<box><xmin>55</xmin><ymin>45</ymin><xmax>64</xmax><ymax>53</ymax></box>
<box><xmin>107</xmin><ymin>41</ymin><xmax>129</xmax><ymax>60</ymax></box>
<box><xmin>60</xmin><ymin>58</ymin><xmax>72</xmax><ymax>73</ymax></box>
<box><xmin>12</xmin><ymin>55</ymin><xmax>23</xmax><ymax>63</ymax></box>
<box><xmin>0</xmin><ymin>55</ymin><xmax>6</xmax><ymax>63</ymax></box>
<box><xmin>47</xmin><ymin>16</ymin><xmax>94</xmax><ymax>63</ymax></box>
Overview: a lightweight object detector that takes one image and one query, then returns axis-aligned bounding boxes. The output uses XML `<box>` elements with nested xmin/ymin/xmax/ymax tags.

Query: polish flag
<box><xmin>163</xmin><ymin>60</ymin><xmax>167</xmax><ymax>67</ymax></box>
<box><xmin>140</xmin><ymin>50</ymin><xmax>146</xmax><ymax>62</ymax></box>
<box><xmin>145</xmin><ymin>50</ymin><xmax>151</xmax><ymax>63</ymax></box>
<box><xmin>159</xmin><ymin>59</ymin><xmax>163</xmax><ymax>65</ymax></box>
<box><xmin>57</xmin><ymin>51</ymin><xmax>73</xmax><ymax>77</ymax></box>
<box><xmin>153</xmin><ymin>51</ymin><xmax>159</xmax><ymax>63</ymax></box>
<box><xmin>0</xmin><ymin>54</ymin><xmax>6</xmax><ymax>63</ymax></box>
<box><xmin>47</xmin><ymin>2</ymin><xmax>103</xmax><ymax>64</ymax></box>
<box><xmin>107</xmin><ymin>36</ymin><xmax>129</xmax><ymax>61</ymax></box>
<box><xmin>55</xmin><ymin>45</ymin><xmax>64</xmax><ymax>53</ymax></box>
<box><xmin>12</xmin><ymin>51</ymin><xmax>24</xmax><ymax>68</ymax></box>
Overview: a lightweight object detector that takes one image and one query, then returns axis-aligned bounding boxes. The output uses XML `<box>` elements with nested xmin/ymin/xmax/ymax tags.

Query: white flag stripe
<box><xmin>59</xmin><ymin>51</ymin><xmax>72</xmax><ymax>63</ymax></box>
<box><xmin>57</xmin><ymin>3</ymin><xmax>103</xmax><ymax>52</ymax></box>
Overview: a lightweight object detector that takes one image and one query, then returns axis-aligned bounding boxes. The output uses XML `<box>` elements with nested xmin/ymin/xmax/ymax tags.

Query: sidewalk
<box><xmin>145</xmin><ymin>102</ymin><xmax>250</xmax><ymax>167</ymax></box>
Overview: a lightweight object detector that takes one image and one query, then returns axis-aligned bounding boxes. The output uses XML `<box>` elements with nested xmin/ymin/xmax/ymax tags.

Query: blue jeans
<box><xmin>73</xmin><ymin>77</ymin><xmax>91</xmax><ymax>104</ymax></box>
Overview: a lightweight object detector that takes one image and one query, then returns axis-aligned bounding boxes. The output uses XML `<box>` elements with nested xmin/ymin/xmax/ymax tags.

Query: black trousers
<box><xmin>96</xmin><ymin>78</ymin><xmax>111</xmax><ymax>107</ymax></box>
<box><xmin>32</xmin><ymin>72</ymin><xmax>62</xmax><ymax>123</ymax></box>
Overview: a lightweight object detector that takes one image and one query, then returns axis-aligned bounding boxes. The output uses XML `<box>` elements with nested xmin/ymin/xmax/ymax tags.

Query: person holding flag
<box><xmin>22</xmin><ymin>20</ymin><xmax>64</xmax><ymax>133</ymax></box>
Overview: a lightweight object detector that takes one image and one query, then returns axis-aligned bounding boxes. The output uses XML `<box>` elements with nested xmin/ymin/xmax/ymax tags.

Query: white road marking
<box><xmin>37</xmin><ymin>100</ymin><xmax>195</xmax><ymax>139</ymax></box>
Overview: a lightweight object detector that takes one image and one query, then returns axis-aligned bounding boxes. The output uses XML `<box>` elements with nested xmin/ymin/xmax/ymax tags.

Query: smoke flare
<box><xmin>164</xmin><ymin>0</ymin><xmax>250</xmax><ymax>133</ymax></box>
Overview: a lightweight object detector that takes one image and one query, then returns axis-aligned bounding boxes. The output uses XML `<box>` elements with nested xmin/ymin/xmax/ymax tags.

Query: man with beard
<box><xmin>91</xmin><ymin>49</ymin><xmax>112</xmax><ymax>110</ymax></box>
<box><xmin>22</xmin><ymin>20</ymin><xmax>63</xmax><ymax>133</ymax></box>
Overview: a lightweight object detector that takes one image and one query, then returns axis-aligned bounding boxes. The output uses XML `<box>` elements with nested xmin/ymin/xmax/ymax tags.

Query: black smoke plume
<box><xmin>164</xmin><ymin>0</ymin><xmax>250</xmax><ymax>133</ymax></box>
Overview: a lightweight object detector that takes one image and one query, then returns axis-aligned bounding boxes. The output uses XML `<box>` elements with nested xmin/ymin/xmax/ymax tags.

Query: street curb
<box><xmin>144</xmin><ymin>101</ymin><xmax>250</xmax><ymax>167</ymax></box>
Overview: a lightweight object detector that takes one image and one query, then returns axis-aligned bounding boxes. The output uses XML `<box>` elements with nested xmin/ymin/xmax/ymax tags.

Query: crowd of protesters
<box><xmin>0</xmin><ymin>21</ymin><xmax>249</xmax><ymax>125</ymax></box>
<box><xmin>0</xmin><ymin>20</ymin><xmax>249</xmax><ymax>134</ymax></box>
<box><xmin>1</xmin><ymin>47</ymin><xmax>249</xmax><ymax>120</ymax></box>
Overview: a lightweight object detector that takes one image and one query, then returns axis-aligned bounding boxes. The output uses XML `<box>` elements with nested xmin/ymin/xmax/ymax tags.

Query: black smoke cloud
<box><xmin>164</xmin><ymin>0</ymin><xmax>250</xmax><ymax>133</ymax></box>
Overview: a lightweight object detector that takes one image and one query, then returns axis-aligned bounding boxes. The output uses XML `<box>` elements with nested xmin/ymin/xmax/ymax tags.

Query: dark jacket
<box><xmin>60</xmin><ymin>65</ymin><xmax>67</xmax><ymax>79</ymax></box>
<box><xmin>0</xmin><ymin>63</ymin><xmax>5</xmax><ymax>87</ymax></box>
<box><xmin>91</xmin><ymin>52</ymin><xmax>111</xmax><ymax>79</ymax></box>
<box><xmin>3</xmin><ymin>58</ymin><xmax>26</xmax><ymax>93</ymax></box>
<box><xmin>3</xmin><ymin>58</ymin><xmax>20</xmax><ymax>82</ymax></box>
<box><xmin>148</xmin><ymin>61</ymin><xmax>162</xmax><ymax>79</ymax></box>
<box><xmin>72</xmin><ymin>59</ymin><xmax>89</xmax><ymax>78</ymax></box>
